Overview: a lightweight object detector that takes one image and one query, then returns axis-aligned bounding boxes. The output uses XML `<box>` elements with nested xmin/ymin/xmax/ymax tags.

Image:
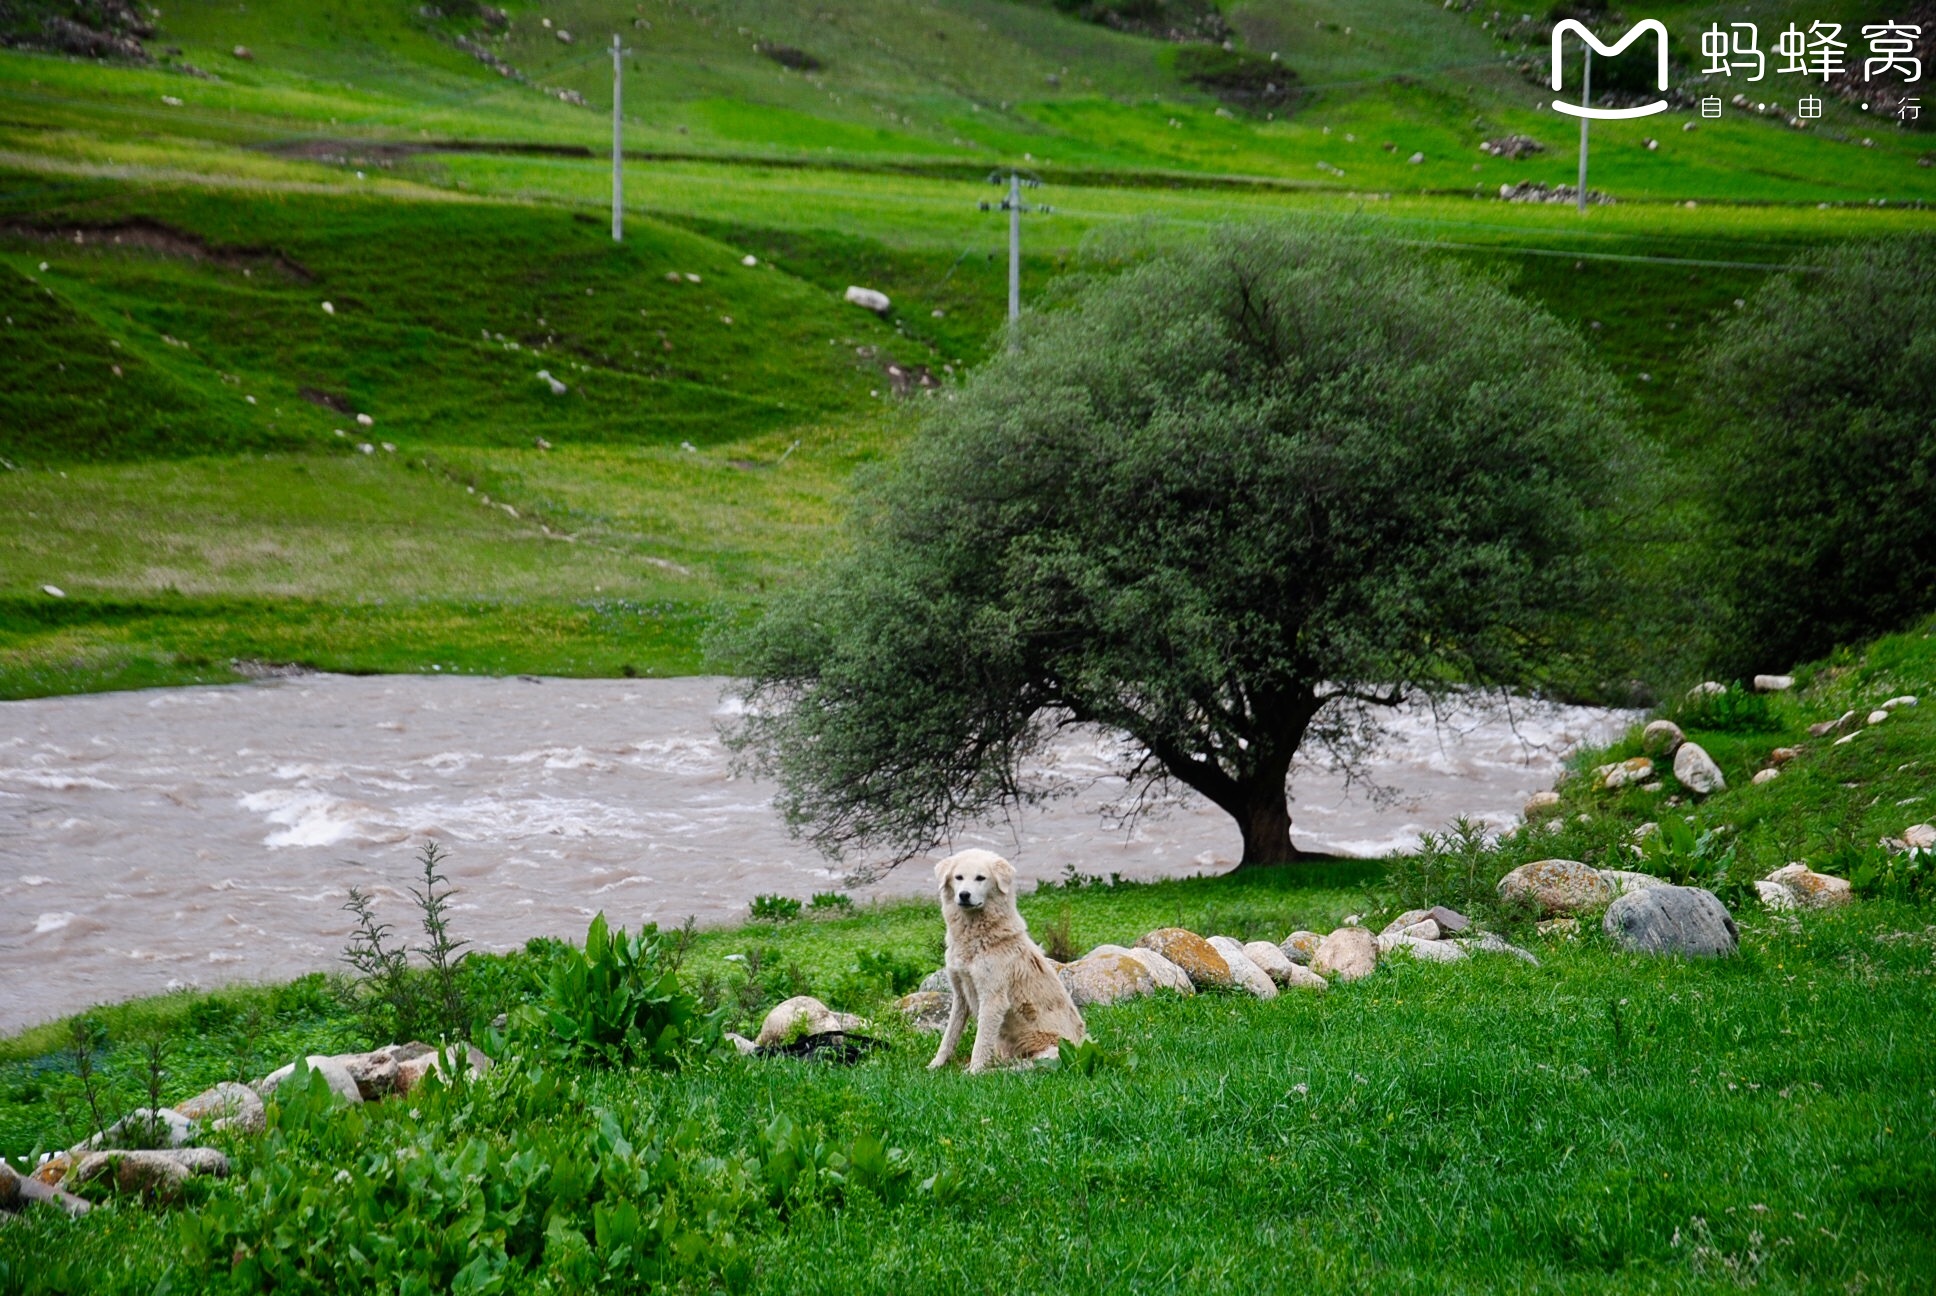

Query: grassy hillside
<box><xmin>3</xmin><ymin>623</ymin><xmax>1933</xmax><ymax>1292</ymax></box>
<box><xmin>2</xmin><ymin>0</ymin><xmax>1934</xmax><ymax>698</ymax></box>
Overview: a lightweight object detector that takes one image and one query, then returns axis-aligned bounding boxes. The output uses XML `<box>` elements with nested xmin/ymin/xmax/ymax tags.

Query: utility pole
<box><xmin>978</xmin><ymin>171</ymin><xmax>1049</xmax><ymax>351</ymax></box>
<box><xmin>1577</xmin><ymin>46</ymin><xmax>1591</xmax><ymax>216</ymax></box>
<box><xmin>612</xmin><ymin>33</ymin><xmax>627</xmax><ymax>242</ymax></box>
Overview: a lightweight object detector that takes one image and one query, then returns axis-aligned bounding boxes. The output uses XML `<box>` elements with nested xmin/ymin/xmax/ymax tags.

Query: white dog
<box><xmin>927</xmin><ymin>849</ymin><xmax>1085</xmax><ymax>1073</ymax></box>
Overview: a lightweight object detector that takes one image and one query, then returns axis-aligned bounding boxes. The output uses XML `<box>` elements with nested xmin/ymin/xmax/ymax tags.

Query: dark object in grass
<box><xmin>757</xmin><ymin>42</ymin><xmax>821</xmax><ymax>72</ymax></box>
<box><xmin>1051</xmin><ymin>0</ymin><xmax>1230</xmax><ymax>44</ymax></box>
<box><xmin>755</xmin><ymin>1031</ymin><xmax>885</xmax><ymax>1064</ymax></box>
<box><xmin>1175</xmin><ymin>47</ymin><xmax>1299</xmax><ymax>114</ymax></box>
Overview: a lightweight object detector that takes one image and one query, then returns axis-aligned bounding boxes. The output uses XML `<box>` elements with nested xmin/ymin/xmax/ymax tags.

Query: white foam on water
<box><xmin>0</xmin><ymin>674</ymin><xmax>1632</xmax><ymax>1032</ymax></box>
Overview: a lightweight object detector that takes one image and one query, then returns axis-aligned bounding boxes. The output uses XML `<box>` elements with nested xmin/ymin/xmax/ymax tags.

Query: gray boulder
<box><xmin>1642</xmin><ymin>719</ymin><xmax>1685</xmax><ymax>757</ymax></box>
<box><xmin>1311</xmin><ymin>927</ymin><xmax>1378</xmax><ymax>982</ymax></box>
<box><xmin>176</xmin><ymin>1081</ymin><xmax>264</xmax><ymax>1134</ymax></box>
<box><xmin>1602</xmin><ymin>885</ymin><xmax>1738</xmax><ymax>958</ymax></box>
<box><xmin>1673</xmin><ymin>742</ymin><xmax>1726</xmax><ymax>796</ymax></box>
<box><xmin>257</xmin><ymin>1055</ymin><xmax>364</xmax><ymax>1105</ymax></box>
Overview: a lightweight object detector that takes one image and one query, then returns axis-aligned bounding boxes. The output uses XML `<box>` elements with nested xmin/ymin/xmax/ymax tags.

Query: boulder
<box><xmin>1903</xmin><ymin>824</ymin><xmax>1936</xmax><ymax>850</ymax></box>
<box><xmin>1398</xmin><ymin>918</ymin><xmax>1442</xmax><ymax>941</ymax></box>
<box><xmin>0</xmin><ymin>1159</ymin><xmax>17</xmax><ymax>1211</ymax></box>
<box><xmin>1807</xmin><ymin>710</ymin><xmax>1855</xmax><ymax>738</ymax></box>
<box><xmin>394</xmin><ymin>1042</ymin><xmax>493</xmax><ymax>1096</ymax></box>
<box><xmin>1206</xmin><ymin>937</ymin><xmax>1279</xmax><ymax>999</ymax></box>
<box><xmin>78</xmin><ymin>1106</ymin><xmax>197</xmax><ymax>1151</ymax></box>
<box><xmin>1522</xmin><ymin>790</ymin><xmax>1562</xmax><ymax>820</ymax></box>
<box><xmin>754</xmin><ymin>995</ymin><xmax>868</xmax><ymax>1048</ymax></box>
<box><xmin>13</xmin><ymin>1174</ymin><xmax>90</xmax><ymax>1217</ymax></box>
<box><xmin>1058</xmin><ymin>951</ymin><xmax>1159</xmax><ymax>1007</ymax></box>
<box><xmin>1311</xmin><ymin>926</ymin><xmax>1378</xmax><ymax>982</ymax></box>
<box><xmin>257</xmin><ymin>1055</ymin><xmax>362</xmax><ymax>1105</ymax></box>
<box><xmin>1688</xmin><ymin>681</ymin><xmax>1727</xmax><ymax>699</ymax></box>
<box><xmin>1751</xmin><ymin>768</ymin><xmax>1780</xmax><ymax>785</ymax></box>
<box><xmin>1673</xmin><ymin>742</ymin><xmax>1726</xmax><ymax>796</ymax></box>
<box><xmin>1602</xmin><ymin>885</ymin><xmax>1739</xmax><ymax>958</ymax></box>
<box><xmin>843</xmin><ymin>285</ymin><xmax>891</xmax><ymax>313</ymax></box>
<box><xmin>1382</xmin><ymin>935</ymin><xmax>1466</xmax><ymax>964</ymax></box>
<box><xmin>335</xmin><ymin>1047</ymin><xmax>402</xmax><ymax>1101</ymax></box>
<box><xmin>176</xmin><ymin>1081</ymin><xmax>264</xmax><ymax>1134</ymax></box>
<box><xmin>1425</xmin><ymin>905</ymin><xmax>1472</xmax><ymax>934</ymax></box>
<box><xmin>725</xmin><ymin>1032</ymin><xmax>760</xmax><ymax>1055</ymax></box>
<box><xmin>30</xmin><ymin>1153</ymin><xmax>74</xmax><ymax>1187</ymax></box>
<box><xmin>1758</xmin><ymin>862</ymin><xmax>1853</xmax><ymax>910</ymax></box>
<box><xmin>1497</xmin><ymin>859</ymin><xmax>1616</xmax><ymax>914</ymax></box>
<box><xmin>1278</xmin><ymin>962</ymin><xmax>1329</xmax><ymax>992</ymax></box>
<box><xmin>67</xmin><ymin>1148</ymin><xmax>229</xmax><ymax>1202</ymax></box>
<box><xmin>1461</xmin><ymin>932</ymin><xmax>1540</xmax><ymax>966</ymax></box>
<box><xmin>895</xmin><ymin>990</ymin><xmax>951</xmax><ymax>1032</ymax></box>
<box><xmin>1882</xmin><ymin>695</ymin><xmax>1918</xmax><ymax>711</ymax></box>
<box><xmin>1769</xmin><ymin>746</ymin><xmax>1802</xmax><ymax>766</ymax></box>
<box><xmin>1242</xmin><ymin>941</ymin><xmax>1298</xmax><ymax>983</ymax></box>
<box><xmin>1279</xmin><ymin>931</ymin><xmax>1322</xmax><ymax>964</ymax></box>
<box><xmin>1096</xmin><ymin>944</ymin><xmax>1194</xmax><ymax>995</ymax></box>
<box><xmin>1598</xmin><ymin>869</ymin><xmax>1669</xmax><ymax>897</ymax></box>
<box><xmin>1867</xmin><ymin>709</ymin><xmax>1890</xmax><ymax>726</ymax></box>
<box><xmin>1379</xmin><ymin>909</ymin><xmax>1434</xmax><ymax>938</ymax></box>
<box><xmin>1752</xmin><ymin>674</ymin><xmax>1794</xmax><ymax>692</ymax></box>
<box><xmin>1603</xmin><ymin>756</ymin><xmax>1654</xmax><ymax>790</ymax></box>
<box><xmin>1135</xmin><ymin>928</ymin><xmax>1233</xmax><ymax>989</ymax></box>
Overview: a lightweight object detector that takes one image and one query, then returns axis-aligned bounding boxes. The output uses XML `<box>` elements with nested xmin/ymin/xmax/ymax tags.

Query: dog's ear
<box><xmin>991</xmin><ymin>856</ymin><xmax>1015</xmax><ymax>896</ymax></box>
<box><xmin>933</xmin><ymin>855</ymin><xmax>955</xmax><ymax>889</ymax></box>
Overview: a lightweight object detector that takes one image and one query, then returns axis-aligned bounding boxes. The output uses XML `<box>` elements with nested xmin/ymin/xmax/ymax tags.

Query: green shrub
<box><xmin>1845</xmin><ymin>845</ymin><xmax>1934</xmax><ymax>904</ymax></box>
<box><xmin>1638</xmin><ymin>818</ymin><xmax>1758</xmax><ymax>909</ymax></box>
<box><xmin>507</xmin><ymin>914</ymin><xmax>714</xmax><ymax>1070</ymax></box>
<box><xmin>750</xmin><ymin>894</ymin><xmax>804</xmax><ymax>922</ymax></box>
<box><xmin>1671</xmin><ymin>684</ymin><xmax>1780</xmax><ymax>735</ymax></box>
<box><xmin>1693</xmin><ymin>237</ymin><xmax>1936</xmax><ymax>676</ymax></box>
<box><xmin>807</xmin><ymin>891</ymin><xmax>854</xmax><ymax>913</ymax></box>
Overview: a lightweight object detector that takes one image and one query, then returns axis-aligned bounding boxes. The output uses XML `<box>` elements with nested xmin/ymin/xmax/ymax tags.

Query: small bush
<box><xmin>508</xmin><ymin>913</ymin><xmax>714</xmax><ymax>1069</ymax></box>
<box><xmin>808</xmin><ymin>890</ymin><xmax>854</xmax><ymax>914</ymax></box>
<box><xmin>1639</xmin><ymin>818</ymin><xmax>1757</xmax><ymax>909</ymax></box>
<box><xmin>1672</xmin><ymin>684</ymin><xmax>1780</xmax><ymax>735</ymax></box>
<box><xmin>1844</xmin><ymin>845</ymin><xmax>1933</xmax><ymax>904</ymax></box>
<box><xmin>1038</xmin><ymin>905</ymin><xmax>1079</xmax><ymax>963</ymax></box>
<box><xmin>750</xmin><ymin>893</ymin><xmax>803</xmax><ymax>922</ymax></box>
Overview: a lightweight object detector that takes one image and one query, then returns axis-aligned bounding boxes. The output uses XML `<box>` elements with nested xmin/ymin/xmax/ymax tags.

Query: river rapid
<box><xmin>0</xmin><ymin>674</ymin><xmax>1633</xmax><ymax>1033</ymax></box>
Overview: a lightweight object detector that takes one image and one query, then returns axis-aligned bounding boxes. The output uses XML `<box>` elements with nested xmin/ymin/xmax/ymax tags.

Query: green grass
<box><xmin>7</xmin><ymin>622</ymin><xmax>1936</xmax><ymax>1287</ymax></box>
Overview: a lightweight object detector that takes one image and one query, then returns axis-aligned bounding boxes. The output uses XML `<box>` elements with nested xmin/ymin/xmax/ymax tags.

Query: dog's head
<box><xmin>935</xmin><ymin>849</ymin><xmax>1014</xmax><ymax>913</ymax></box>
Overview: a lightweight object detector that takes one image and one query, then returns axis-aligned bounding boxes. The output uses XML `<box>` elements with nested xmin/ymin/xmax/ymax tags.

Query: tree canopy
<box><xmin>1693</xmin><ymin>236</ymin><xmax>1936</xmax><ymax>676</ymax></box>
<box><xmin>719</xmin><ymin>224</ymin><xmax>1640</xmax><ymax>867</ymax></box>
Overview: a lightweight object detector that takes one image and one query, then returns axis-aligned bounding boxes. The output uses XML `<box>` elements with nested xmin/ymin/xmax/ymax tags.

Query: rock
<box><xmin>0</xmin><ymin>1159</ymin><xmax>17</xmax><ymax>1211</ymax></box>
<box><xmin>1807</xmin><ymin>710</ymin><xmax>1855</xmax><ymax>737</ymax></box>
<box><xmin>1882</xmin><ymin>695</ymin><xmax>1918</xmax><ymax>711</ymax></box>
<box><xmin>1398</xmin><ymin>918</ymin><xmax>1442</xmax><ymax>941</ymax></box>
<box><xmin>1641</xmin><ymin>720</ymin><xmax>1685</xmax><ymax>757</ymax></box>
<box><xmin>1639</xmin><ymin>782</ymin><xmax>1663</xmax><ymax>794</ymax></box>
<box><xmin>77</xmin><ymin>1107</ymin><xmax>197</xmax><ymax>1151</ymax></box>
<box><xmin>1673</xmin><ymin>742</ymin><xmax>1726</xmax><ymax>797</ymax></box>
<box><xmin>1755</xmin><ymin>880</ymin><xmax>1797</xmax><ymax>911</ymax></box>
<box><xmin>13</xmin><ymin>1174</ymin><xmax>90</xmax><ymax>1217</ymax></box>
<box><xmin>1751</xmin><ymin>767</ymin><xmax>1780</xmax><ymax>785</ymax></box>
<box><xmin>1461</xmin><ymin>932</ymin><xmax>1539</xmax><ymax>966</ymax></box>
<box><xmin>1603</xmin><ymin>756</ymin><xmax>1654</xmax><ymax>790</ymax></box>
<box><xmin>740</xmin><ymin>254</ymin><xmax>758</xmax><ymax>267</ymax></box>
<box><xmin>1114</xmin><ymin>945</ymin><xmax>1195</xmax><ymax>995</ymax></box>
<box><xmin>335</xmin><ymin>1047</ymin><xmax>402</xmax><ymax>1100</ymax></box>
<box><xmin>895</xmin><ymin>990</ymin><xmax>951</xmax><ymax>1032</ymax></box>
<box><xmin>1598</xmin><ymin>869</ymin><xmax>1669</xmax><ymax>897</ymax></box>
<box><xmin>232</xmin><ymin>44</ymin><xmax>252</xmax><ymax>59</ymax></box>
<box><xmin>258</xmin><ymin>1055</ymin><xmax>362</xmax><ymax>1105</ymax></box>
<box><xmin>1602</xmin><ymin>885</ymin><xmax>1739</xmax><ymax>958</ymax></box>
<box><xmin>1242</xmin><ymin>940</ymin><xmax>1297</xmax><ymax>983</ymax></box>
<box><xmin>1279</xmin><ymin>931</ymin><xmax>1322</xmax><ymax>964</ymax></box>
<box><xmin>843</xmin><ymin>285</ymin><xmax>891</xmax><ymax>313</ymax></box>
<box><xmin>1760</xmin><ymin>862</ymin><xmax>1853</xmax><ymax>909</ymax></box>
<box><xmin>1058</xmin><ymin>951</ymin><xmax>1160</xmax><ymax>1007</ymax></box>
<box><xmin>725</xmin><ymin>1032</ymin><xmax>760</xmax><ymax>1055</ymax></box>
<box><xmin>1311</xmin><ymin>927</ymin><xmax>1378</xmax><ymax>982</ymax></box>
<box><xmin>918</xmin><ymin>968</ymin><xmax>951</xmax><ymax>995</ymax></box>
<box><xmin>1688</xmin><ymin>681</ymin><xmax>1727</xmax><ymax>699</ymax></box>
<box><xmin>1206</xmin><ymin>937</ymin><xmax>1279</xmax><ymax>999</ymax></box>
<box><xmin>1277</xmin><ymin>962</ymin><xmax>1328</xmax><ymax>991</ymax></box>
<box><xmin>1536</xmin><ymin>917</ymin><xmax>1578</xmax><ymax>937</ymax></box>
<box><xmin>1522</xmin><ymin>790</ymin><xmax>1562</xmax><ymax>820</ymax></box>
<box><xmin>1379</xmin><ymin>909</ymin><xmax>1435</xmax><ymax>937</ymax></box>
<box><xmin>40</xmin><ymin>585</ymin><xmax>65</xmax><ymax>598</ymax></box>
<box><xmin>1497</xmin><ymin>859</ymin><xmax>1616</xmax><ymax>914</ymax></box>
<box><xmin>1408</xmin><ymin>151</ymin><xmax>1425</xmax><ymax>163</ymax></box>
<box><xmin>68</xmin><ymin>1148</ymin><xmax>228</xmax><ymax>1202</ymax></box>
<box><xmin>1384</xmin><ymin>935</ymin><xmax>1467</xmax><ymax>963</ymax></box>
<box><xmin>1903</xmin><ymin>824</ymin><xmax>1936</xmax><ymax>850</ymax></box>
<box><xmin>535</xmin><ymin>368</ymin><xmax>567</xmax><ymax>396</ymax></box>
<box><xmin>1769</xmin><ymin>746</ymin><xmax>1802</xmax><ymax>765</ymax></box>
<box><xmin>394</xmin><ymin>1043</ymin><xmax>493</xmax><ymax>1096</ymax></box>
<box><xmin>755</xmin><ymin>995</ymin><xmax>868</xmax><ymax>1048</ymax></box>
<box><xmin>1867</xmin><ymin>709</ymin><xmax>1890</xmax><ymax>726</ymax></box>
<box><xmin>170</xmin><ymin>1081</ymin><xmax>259</xmax><ymax>1133</ymax></box>
<box><xmin>1135</xmin><ymin>928</ymin><xmax>1233</xmax><ymax>989</ymax></box>
<box><xmin>1752</xmin><ymin>674</ymin><xmax>1794</xmax><ymax>692</ymax></box>
<box><xmin>30</xmin><ymin>1153</ymin><xmax>73</xmax><ymax>1187</ymax></box>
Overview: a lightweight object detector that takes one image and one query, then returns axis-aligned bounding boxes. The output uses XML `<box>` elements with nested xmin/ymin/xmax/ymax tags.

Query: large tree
<box><xmin>1693</xmin><ymin>237</ymin><xmax>1936</xmax><ymax>676</ymax></box>
<box><xmin>719</xmin><ymin>225</ymin><xmax>1639</xmax><ymax>867</ymax></box>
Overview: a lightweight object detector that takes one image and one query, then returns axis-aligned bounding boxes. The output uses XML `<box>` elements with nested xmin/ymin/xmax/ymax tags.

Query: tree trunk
<box><xmin>1233</xmin><ymin>779</ymin><xmax>1299</xmax><ymax>868</ymax></box>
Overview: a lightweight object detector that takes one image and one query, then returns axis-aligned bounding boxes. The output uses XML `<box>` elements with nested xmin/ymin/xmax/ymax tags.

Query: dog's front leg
<box><xmin>966</xmin><ymin>991</ymin><xmax>1008</xmax><ymax>1074</ymax></box>
<box><xmin>928</xmin><ymin>969</ymin><xmax>970</xmax><ymax>1070</ymax></box>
